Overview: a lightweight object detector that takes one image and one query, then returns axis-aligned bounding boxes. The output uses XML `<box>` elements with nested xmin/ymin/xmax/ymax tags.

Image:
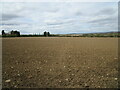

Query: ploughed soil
<box><xmin>2</xmin><ymin>37</ymin><xmax>118</xmax><ymax>88</ymax></box>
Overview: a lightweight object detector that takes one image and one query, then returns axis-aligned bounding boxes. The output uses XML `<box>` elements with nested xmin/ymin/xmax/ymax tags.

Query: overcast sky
<box><xmin>0</xmin><ymin>2</ymin><xmax>118</xmax><ymax>34</ymax></box>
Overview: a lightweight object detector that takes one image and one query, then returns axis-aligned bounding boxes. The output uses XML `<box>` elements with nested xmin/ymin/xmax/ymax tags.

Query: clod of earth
<box><xmin>5</xmin><ymin>79</ymin><xmax>11</xmax><ymax>83</ymax></box>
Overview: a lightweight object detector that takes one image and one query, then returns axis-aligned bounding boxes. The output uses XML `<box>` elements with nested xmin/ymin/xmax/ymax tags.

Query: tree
<box><xmin>2</xmin><ymin>30</ymin><xmax>5</xmax><ymax>35</ymax></box>
<box><xmin>48</xmin><ymin>32</ymin><xmax>50</xmax><ymax>36</ymax></box>
<box><xmin>44</xmin><ymin>31</ymin><xmax>50</xmax><ymax>37</ymax></box>
<box><xmin>44</xmin><ymin>31</ymin><xmax>47</xmax><ymax>36</ymax></box>
<box><xmin>10</xmin><ymin>30</ymin><xmax>20</xmax><ymax>37</ymax></box>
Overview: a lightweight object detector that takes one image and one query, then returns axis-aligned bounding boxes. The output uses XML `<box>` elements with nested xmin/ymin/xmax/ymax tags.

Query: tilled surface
<box><xmin>2</xmin><ymin>37</ymin><xmax>118</xmax><ymax>88</ymax></box>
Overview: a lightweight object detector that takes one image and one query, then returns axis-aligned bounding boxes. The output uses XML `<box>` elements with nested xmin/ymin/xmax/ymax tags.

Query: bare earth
<box><xmin>2</xmin><ymin>37</ymin><xmax>118</xmax><ymax>88</ymax></box>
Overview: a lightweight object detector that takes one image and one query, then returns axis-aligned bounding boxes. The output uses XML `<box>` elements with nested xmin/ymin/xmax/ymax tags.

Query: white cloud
<box><xmin>0</xmin><ymin>0</ymin><xmax>119</xmax><ymax>2</ymax></box>
<box><xmin>0</xmin><ymin>2</ymin><xmax>118</xmax><ymax>34</ymax></box>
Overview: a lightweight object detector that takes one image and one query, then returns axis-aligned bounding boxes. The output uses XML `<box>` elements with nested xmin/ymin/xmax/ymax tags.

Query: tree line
<box><xmin>1</xmin><ymin>30</ymin><xmax>52</xmax><ymax>37</ymax></box>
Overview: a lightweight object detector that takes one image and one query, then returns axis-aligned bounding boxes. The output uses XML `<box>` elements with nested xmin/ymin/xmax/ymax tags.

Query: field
<box><xmin>2</xmin><ymin>37</ymin><xmax>118</xmax><ymax>88</ymax></box>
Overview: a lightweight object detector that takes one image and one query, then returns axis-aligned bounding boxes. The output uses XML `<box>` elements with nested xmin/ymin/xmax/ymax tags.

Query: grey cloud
<box><xmin>1</xmin><ymin>13</ymin><xmax>21</xmax><ymax>21</ymax></box>
<box><xmin>48</xmin><ymin>8</ymin><xmax>59</xmax><ymax>13</ymax></box>
<box><xmin>47</xmin><ymin>22</ymin><xmax>63</xmax><ymax>25</ymax></box>
<box><xmin>0</xmin><ymin>21</ymin><xmax>32</xmax><ymax>29</ymax></box>
<box><xmin>0</xmin><ymin>22</ymin><xmax>19</xmax><ymax>26</ymax></box>
<box><xmin>75</xmin><ymin>11</ymin><xmax>82</xmax><ymax>16</ymax></box>
<box><xmin>96</xmin><ymin>8</ymin><xmax>116</xmax><ymax>15</ymax></box>
<box><xmin>46</xmin><ymin>19</ymin><xmax>75</xmax><ymax>26</ymax></box>
<box><xmin>88</xmin><ymin>16</ymin><xmax>117</xmax><ymax>24</ymax></box>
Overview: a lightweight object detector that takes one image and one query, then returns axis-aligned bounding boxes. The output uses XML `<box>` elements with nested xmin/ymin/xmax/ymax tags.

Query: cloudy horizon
<box><xmin>0</xmin><ymin>2</ymin><xmax>118</xmax><ymax>34</ymax></box>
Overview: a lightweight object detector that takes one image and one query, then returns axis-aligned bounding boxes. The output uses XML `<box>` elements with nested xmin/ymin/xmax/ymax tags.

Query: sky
<box><xmin>0</xmin><ymin>2</ymin><xmax>118</xmax><ymax>34</ymax></box>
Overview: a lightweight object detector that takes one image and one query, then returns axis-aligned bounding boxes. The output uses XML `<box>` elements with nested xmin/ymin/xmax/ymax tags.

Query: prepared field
<box><xmin>2</xmin><ymin>37</ymin><xmax>118</xmax><ymax>88</ymax></box>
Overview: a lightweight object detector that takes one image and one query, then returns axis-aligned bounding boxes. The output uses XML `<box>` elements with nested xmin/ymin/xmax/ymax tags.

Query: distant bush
<box><xmin>82</xmin><ymin>32</ymin><xmax>120</xmax><ymax>37</ymax></box>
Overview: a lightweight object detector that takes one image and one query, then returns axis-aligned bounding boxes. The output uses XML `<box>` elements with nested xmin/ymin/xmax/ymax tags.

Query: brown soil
<box><xmin>2</xmin><ymin>37</ymin><xmax>118</xmax><ymax>88</ymax></box>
